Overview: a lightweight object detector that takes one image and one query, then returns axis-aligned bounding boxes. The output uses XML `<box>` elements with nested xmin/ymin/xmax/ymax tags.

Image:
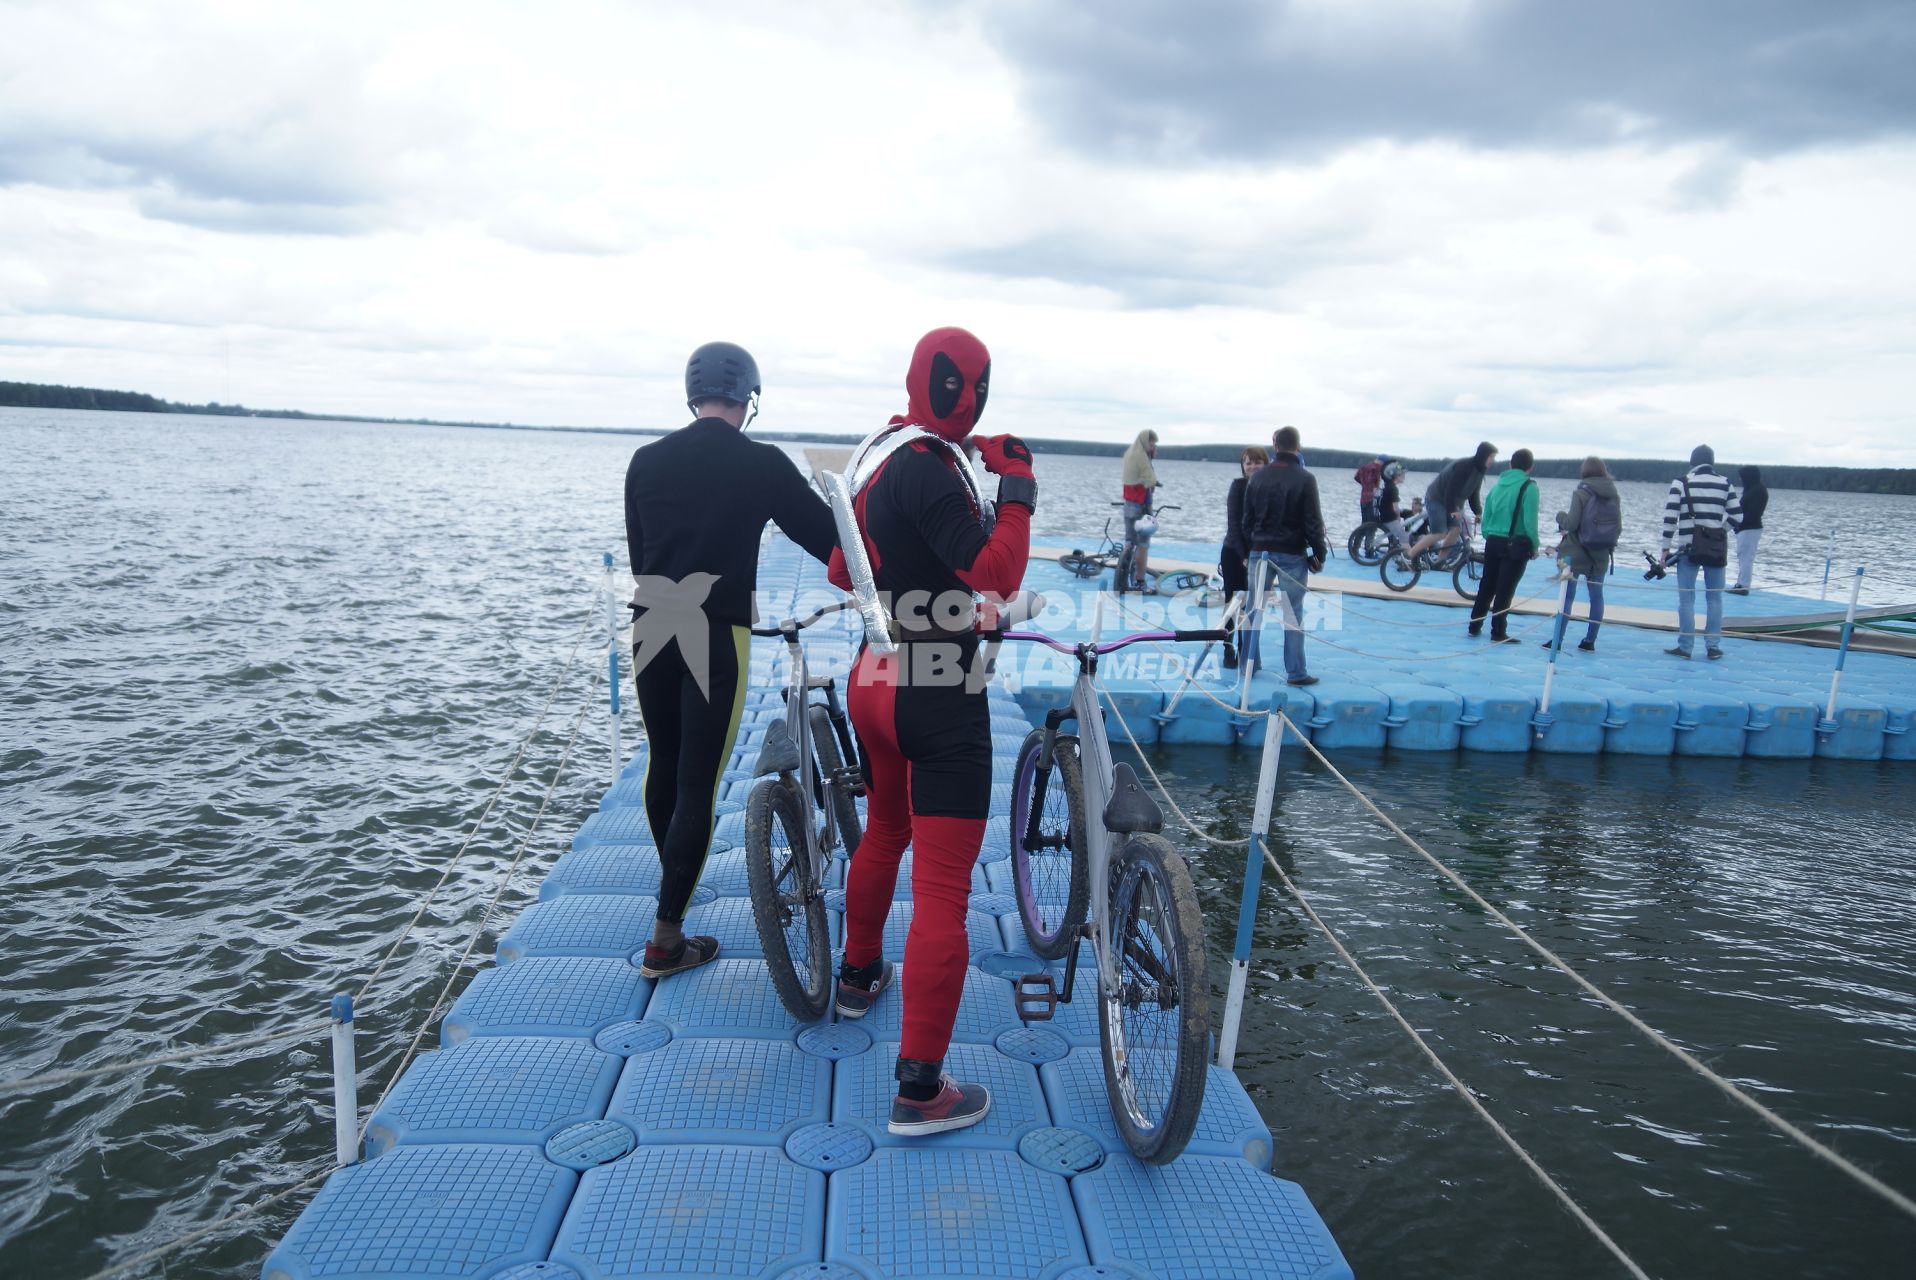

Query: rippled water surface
<box><xmin>3</xmin><ymin>409</ymin><xmax>1913</xmax><ymax>1278</ymax></box>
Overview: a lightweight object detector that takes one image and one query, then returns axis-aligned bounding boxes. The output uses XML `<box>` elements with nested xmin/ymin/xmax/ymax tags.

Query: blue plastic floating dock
<box><xmin>1006</xmin><ymin>539</ymin><xmax>1914</xmax><ymax>761</ymax></box>
<box><xmin>263</xmin><ymin>540</ymin><xmax>1352</xmax><ymax>1280</ymax></box>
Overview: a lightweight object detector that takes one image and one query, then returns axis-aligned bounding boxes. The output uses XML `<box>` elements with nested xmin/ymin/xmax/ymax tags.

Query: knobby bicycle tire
<box><xmin>808</xmin><ymin>703</ymin><xmax>862</xmax><ymax>858</ymax></box>
<box><xmin>1008</xmin><ymin>729</ymin><xmax>1087</xmax><ymax>961</ymax></box>
<box><xmin>745</xmin><ymin>777</ymin><xmax>831</xmax><ymax>1020</ymax></box>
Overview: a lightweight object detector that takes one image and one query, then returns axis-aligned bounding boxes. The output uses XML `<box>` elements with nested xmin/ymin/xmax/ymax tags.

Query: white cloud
<box><xmin>0</xmin><ymin>0</ymin><xmax>1911</xmax><ymax>465</ymax></box>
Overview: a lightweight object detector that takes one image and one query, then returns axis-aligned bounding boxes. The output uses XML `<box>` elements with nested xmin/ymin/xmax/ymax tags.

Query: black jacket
<box><xmin>1223</xmin><ymin>476</ymin><xmax>1249</xmax><ymax>561</ymax></box>
<box><xmin>625</xmin><ymin>419</ymin><xmax>837</xmax><ymax>624</ymax></box>
<box><xmin>1243</xmin><ymin>452</ymin><xmax>1327</xmax><ymax>558</ymax></box>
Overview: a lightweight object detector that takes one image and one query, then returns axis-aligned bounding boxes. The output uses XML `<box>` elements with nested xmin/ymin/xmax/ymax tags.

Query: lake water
<box><xmin>3</xmin><ymin>408</ymin><xmax>1913</xmax><ymax>1278</ymax></box>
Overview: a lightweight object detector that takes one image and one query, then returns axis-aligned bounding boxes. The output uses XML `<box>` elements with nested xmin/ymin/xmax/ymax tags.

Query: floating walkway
<box><xmin>263</xmin><ymin>540</ymin><xmax>1353</xmax><ymax>1280</ymax></box>
<box><xmin>1012</xmin><ymin>540</ymin><xmax>1916</xmax><ymax>761</ymax></box>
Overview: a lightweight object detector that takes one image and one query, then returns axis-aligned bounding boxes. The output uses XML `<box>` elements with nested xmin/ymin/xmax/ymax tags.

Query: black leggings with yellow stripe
<box><xmin>632</xmin><ymin>621</ymin><xmax>748</xmax><ymax>923</ymax></box>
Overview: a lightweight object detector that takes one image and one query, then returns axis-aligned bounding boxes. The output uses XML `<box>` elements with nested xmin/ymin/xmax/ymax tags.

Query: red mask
<box><xmin>902</xmin><ymin>326</ymin><xmax>990</xmax><ymax>443</ymax></box>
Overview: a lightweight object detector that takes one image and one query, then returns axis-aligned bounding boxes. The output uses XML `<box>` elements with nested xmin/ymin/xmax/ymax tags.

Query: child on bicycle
<box><xmin>826</xmin><ymin>326</ymin><xmax>1037</xmax><ymax>1136</ymax></box>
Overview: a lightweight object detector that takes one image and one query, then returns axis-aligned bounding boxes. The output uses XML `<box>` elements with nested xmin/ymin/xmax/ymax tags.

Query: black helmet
<box><xmin>684</xmin><ymin>341</ymin><xmax>760</xmax><ymax>412</ymax></box>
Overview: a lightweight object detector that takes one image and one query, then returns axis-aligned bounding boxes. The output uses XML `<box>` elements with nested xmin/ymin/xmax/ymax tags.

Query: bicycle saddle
<box><xmin>1102</xmin><ymin>763</ymin><xmax>1164</xmax><ymax>835</ymax></box>
<box><xmin>753</xmin><ymin>718</ymin><xmax>801</xmax><ymax>777</ymax></box>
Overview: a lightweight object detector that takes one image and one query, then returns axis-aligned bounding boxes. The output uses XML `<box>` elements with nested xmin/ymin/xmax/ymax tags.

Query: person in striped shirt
<box><xmin>1658</xmin><ymin>445</ymin><xmax>1743</xmax><ymax>660</ymax></box>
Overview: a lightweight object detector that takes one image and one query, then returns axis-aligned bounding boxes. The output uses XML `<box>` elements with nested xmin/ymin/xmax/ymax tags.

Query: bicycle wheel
<box><xmin>1452</xmin><ymin>551</ymin><xmax>1484</xmax><ymax>601</ymax></box>
<box><xmin>808</xmin><ymin>704</ymin><xmax>862</xmax><ymax>858</ymax></box>
<box><xmin>1347</xmin><ymin>522</ymin><xmax>1388</xmax><ymax>566</ymax></box>
<box><xmin>1099</xmin><ymin>833</ymin><xmax>1209</xmax><ymax>1164</ymax></box>
<box><xmin>1379</xmin><ymin>550</ymin><xmax>1422</xmax><ymax>593</ymax></box>
<box><xmin>1008</xmin><ymin>729</ymin><xmax>1087</xmax><ymax>960</ymax></box>
<box><xmin>745</xmin><ymin>777</ymin><xmax>830</xmax><ymax>1020</ymax></box>
<box><xmin>1059</xmin><ymin>551</ymin><xmax>1104</xmax><ymax>579</ymax></box>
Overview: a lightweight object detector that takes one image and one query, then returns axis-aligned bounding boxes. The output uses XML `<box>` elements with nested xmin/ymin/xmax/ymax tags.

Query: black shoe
<box><xmin>1664</xmin><ymin>646</ymin><xmax>1690</xmax><ymax>659</ymax></box>
<box><xmin>1467</xmin><ymin>627</ymin><xmax>1482</xmax><ymax>638</ymax></box>
<box><xmin>1577</xmin><ymin>639</ymin><xmax>1596</xmax><ymax>652</ymax></box>
<box><xmin>1222</xmin><ymin>643</ymin><xmax>1238</xmax><ymax>670</ymax></box>
<box><xmin>1492</xmin><ymin>635</ymin><xmax>1520</xmax><ymax>645</ymax></box>
<box><xmin>639</xmin><ymin>934</ymin><xmax>720</xmax><ymax>979</ymax></box>
<box><xmin>1727</xmin><ymin>586</ymin><xmax>1750</xmax><ymax>596</ymax></box>
<box><xmin>835</xmin><ymin>957</ymin><xmax>895</xmax><ymax>1019</ymax></box>
<box><xmin>1706</xmin><ymin>648</ymin><xmax>1724</xmax><ymax>661</ymax></box>
<box><xmin>1287</xmin><ymin>675</ymin><xmax>1319</xmax><ymax>687</ymax></box>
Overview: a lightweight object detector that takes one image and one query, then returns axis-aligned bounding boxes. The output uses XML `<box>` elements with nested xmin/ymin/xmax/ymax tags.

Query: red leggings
<box><xmin>842</xmin><ymin>643</ymin><xmax>990</xmax><ymax>1065</ymax></box>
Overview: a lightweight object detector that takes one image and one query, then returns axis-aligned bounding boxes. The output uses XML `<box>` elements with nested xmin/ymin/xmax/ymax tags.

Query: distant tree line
<box><xmin>5</xmin><ymin>379</ymin><xmax>1911</xmax><ymax>495</ymax></box>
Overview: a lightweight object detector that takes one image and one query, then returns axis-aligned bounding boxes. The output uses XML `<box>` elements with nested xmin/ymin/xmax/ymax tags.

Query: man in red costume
<box><xmin>827</xmin><ymin>326</ymin><xmax>1036</xmax><ymax>1136</ymax></box>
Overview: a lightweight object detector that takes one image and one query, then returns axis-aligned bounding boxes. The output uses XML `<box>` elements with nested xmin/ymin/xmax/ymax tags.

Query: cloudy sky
<box><xmin>2</xmin><ymin>0</ymin><xmax>1913</xmax><ymax>464</ymax></box>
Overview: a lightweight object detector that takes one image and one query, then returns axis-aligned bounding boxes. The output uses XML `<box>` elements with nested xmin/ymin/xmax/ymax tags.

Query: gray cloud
<box><xmin>976</xmin><ymin>0</ymin><xmax>1916</xmax><ymax>162</ymax></box>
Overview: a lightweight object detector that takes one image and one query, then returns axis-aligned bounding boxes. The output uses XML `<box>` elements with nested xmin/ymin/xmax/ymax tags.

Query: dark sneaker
<box><xmin>1664</xmin><ymin>646</ymin><xmax>1691</xmax><ymax>659</ymax></box>
<box><xmin>1492</xmin><ymin>635</ymin><xmax>1520</xmax><ymax>645</ymax></box>
<box><xmin>1577</xmin><ymin>639</ymin><xmax>1596</xmax><ymax>652</ymax></box>
<box><xmin>835</xmin><ymin>958</ymin><xmax>895</xmax><ymax>1019</ymax></box>
<box><xmin>1222</xmin><ymin>643</ymin><xmax>1238</xmax><ymax>670</ymax></box>
<box><xmin>639</xmin><ymin>934</ymin><xmax>720</xmax><ymax>979</ymax></box>
<box><xmin>889</xmin><ymin>1076</ymin><xmax>992</xmax><ymax>1136</ymax></box>
<box><xmin>1706</xmin><ymin>648</ymin><xmax>1724</xmax><ymax>661</ymax></box>
<box><xmin>1467</xmin><ymin>626</ymin><xmax>1482</xmax><ymax>638</ymax></box>
<box><xmin>1286</xmin><ymin>675</ymin><xmax>1319</xmax><ymax>687</ymax></box>
<box><xmin>1727</xmin><ymin>586</ymin><xmax>1750</xmax><ymax>596</ymax></box>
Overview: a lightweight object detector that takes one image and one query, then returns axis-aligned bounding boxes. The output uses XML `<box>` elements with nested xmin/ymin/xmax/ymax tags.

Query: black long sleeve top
<box><xmin>624</xmin><ymin>418</ymin><xmax>837</xmax><ymax>624</ymax></box>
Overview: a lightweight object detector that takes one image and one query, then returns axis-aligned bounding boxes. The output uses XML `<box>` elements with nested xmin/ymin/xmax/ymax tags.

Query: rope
<box><xmin>0</xmin><ymin>1020</ymin><xmax>332</xmax><ymax>1096</ymax></box>
<box><xmin>1255</xmin><ymin>843</ymin><xmax>1652</xmax><ymax>1279</ymax></box>
<box><xmin>353</xmin><ymin>606</ymin><xmax>597</xmax><ymax>1008</ymax></box>
<box><xmin>1274</xmin><ymin>712</ymin><xmax>1916</xmax><ymax>1224</ymax></box>
<box><xmin>79</xmin><ymin>1163</ymin><xmax>334</xmax><ymax>1280</ymax></box>
<box><xmin>362</xmin><ymin>686</ymin><xmax>594</xmax><ymax>1127</ymax></box>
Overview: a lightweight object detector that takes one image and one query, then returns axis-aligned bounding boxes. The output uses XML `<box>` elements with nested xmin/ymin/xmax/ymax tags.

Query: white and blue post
<box><xmin>1820</xmin><ymin>527</ymin><xmax>1837</xmax><ymax>602</ymax></box>
<box><xmin>603</xmin><ymin>551</ymin><xmax>623</xmax><ymax>786</ymax></box>
<box><xmin>1218</xmin><ymin>709</ymin><xmax>1283</xmax><ymax>1070</ymax></box>
<box><xmin>1821</xmin><ymin>566</ymin><xmax>1865</xmax><ymax>730</ymax></box>
<box><xmin>1534</xmin><ymin>574</ymin><xmax>1574</xmax><ymax>739</ymax></box>
<box><xmin>329</xmin><ymin>993</ymin><xmax>358</xmax><ymax>1166</ymax></box>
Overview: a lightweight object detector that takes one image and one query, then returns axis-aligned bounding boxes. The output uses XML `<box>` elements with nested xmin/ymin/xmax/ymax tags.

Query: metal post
<box><xmin>603</xmin><ymin>551</ymin><xmax>622</xmax><ymax>786</ymax></box>
<box><xmin>1218</xmin><ymin>711</ymin><xmax>1282</xmax><ymax>1070</ymax></box>
<box><xmin>1161</xmin><ymin>595</ymin><xmax>1244</xmax><ymax>720</ymax></box>
<box><xmin>1822</xmin><ymin>566</ymin><xmax>1865</xmax><ymax>726</ymax></box>
<box><xmin>1535</xmin><ymin>575</ymin><xmax>1573</xmax><ymax>735</ymax></box>
<box><xmin>329</xmin><ymin>993</ymin><xmax>358</xmax><ymax>1166</ymax></box>
<box><xmin>1820</xmin><ymin>527</ymin><xmax>1837</xmax><ymax>602</ymax></box>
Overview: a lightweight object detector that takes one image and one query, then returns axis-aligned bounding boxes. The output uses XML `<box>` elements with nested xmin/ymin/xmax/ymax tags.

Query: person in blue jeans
<box><xmin>1658</xmin><ymin>445</ymin><xmax>1741</xmax><ymax>660</ymax></box>
<box><xmin>1241</xmin><ymin>425</ymin><xmax>1327</xmax><ymax>686</ymax></box>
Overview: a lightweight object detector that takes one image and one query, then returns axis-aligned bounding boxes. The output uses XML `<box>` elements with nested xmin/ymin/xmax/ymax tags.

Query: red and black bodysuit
<box><xmin>829</xmin><ymin>327</ymin><xmax>1034</xmax><ymax>1077</ymax></box>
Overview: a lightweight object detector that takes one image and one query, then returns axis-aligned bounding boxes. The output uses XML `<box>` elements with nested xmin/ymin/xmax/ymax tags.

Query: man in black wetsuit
<box><xmin>624</xmin><ymin>341</ymin><xmax>837</xmax><ymax>978</ymax></box>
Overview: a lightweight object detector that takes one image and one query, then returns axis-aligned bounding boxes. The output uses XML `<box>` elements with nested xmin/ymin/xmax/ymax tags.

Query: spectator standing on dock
<box><xmin>1469</xmin><ymin>448</ymin><xmax>1540</xmax><ymax>642</ymax></box>
<box><xmin>625</xmin><ymin>341</ymin><xmax>838</xmax><ymax>978</ymax></box>
<box><xmin>1242</xmin><ymin>425</ymin><xmax>1327</xmax><ymax>686</ymax></box>
<box><xmin>1219</xmin><ymin>445</ymin><xmax>1266</xmax><ymax>669</ymax></box>
<box><xmin>1545</xmin><ymin>456</ymin><xmax>1621</xmax><ymax>651</ymax></box>
<box><xmin>828</xmin><ymin>326</ymin><xmax>1036</xmax><ymax>1137</ymax></box>
<box><xmin>1376</xmin><ymin>460</ymin><xmax>1408</xmax><ymax>547</ymax></box>
<box><xmin>1118</xmin><ymin>429</ymin><xmax>1159</xmax><ymax>594</ymax></box>
<box><xmin>1403</xmin><ymin>441</ymin><xmax>1498</xmax><ymax>565</ymax></box>
<box><xmin>1730</xmin><ymin>465</ymin><xmax>1768</xmax><ymax>595</ymax></box>
<box><xmin>1659</xmin><ymin>445</ymin><xmax>1742</xmax><ymax>660</ymax></box>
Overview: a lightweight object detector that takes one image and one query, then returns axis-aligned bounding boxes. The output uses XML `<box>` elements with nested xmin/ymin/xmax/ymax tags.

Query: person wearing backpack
<box><xmin>1467</xmin><ymin>448</ymin><xmax>1539</xmax><ymax>643</ymax></box>
<box><xmin>1658</xmin><ymin>445</ymin><xmax>1742</xmax><ymax>660</ymax></box>
<box><xmin>1544</xmin><ymin>456</ymin><xmax>1621</xmax><ymax>651</ymax></box>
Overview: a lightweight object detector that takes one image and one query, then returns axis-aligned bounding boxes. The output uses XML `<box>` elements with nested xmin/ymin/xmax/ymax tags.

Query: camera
<box><xmin>1642</xmin><ymin>550</ymin><xmax>1669</xmax><ymax>581</ymax></box>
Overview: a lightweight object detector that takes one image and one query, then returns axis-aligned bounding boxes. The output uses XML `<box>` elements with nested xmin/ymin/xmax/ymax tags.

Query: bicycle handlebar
<box><xmin>749</xmin><ymin>598</ymin><xmax>855</xmax><ymax>638</ymax></box>
<box><xmin>1000</xmin><ymin>628</ymin><xmax>1229</xmax><ymax>655</ymax></box>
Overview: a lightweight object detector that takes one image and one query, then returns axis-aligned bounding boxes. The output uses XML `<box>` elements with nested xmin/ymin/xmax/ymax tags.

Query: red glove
<box><xmin>972</xmin><ymin>434</ymin><xmax>1034</xmax><ymax>480</ymax></box>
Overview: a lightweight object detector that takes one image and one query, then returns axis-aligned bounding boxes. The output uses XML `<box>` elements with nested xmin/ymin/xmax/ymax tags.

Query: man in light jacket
<box><xmin>1659</xmin><ymin>445</ymin><xmax>1742</xmax><ymax>660</ymax></box>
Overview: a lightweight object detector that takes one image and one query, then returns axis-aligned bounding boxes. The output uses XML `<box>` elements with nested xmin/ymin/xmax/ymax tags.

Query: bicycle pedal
<box><xmin>1014</xmin><ymin>972</ymin><xmax>1060</xmax><ymax>1023</ymax></box>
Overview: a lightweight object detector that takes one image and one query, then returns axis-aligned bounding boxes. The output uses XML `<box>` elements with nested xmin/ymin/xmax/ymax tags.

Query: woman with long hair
<box><xmin>1548</xmin><ymin>455</ymin><xmax>1621</xmax><ymax>651</ymax></box>
<box><xmin>1220</xmin><ymin>445</ymin><xmax>1266</xmax><ymax>668</ymax></box>
<box><xmin>1119</xmin><ymin>429</ymin><xmax>1159</xmax><ymax>592</ymax></box>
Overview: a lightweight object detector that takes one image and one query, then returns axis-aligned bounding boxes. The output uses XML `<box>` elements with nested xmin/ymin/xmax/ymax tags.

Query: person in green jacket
<box><xmin>1467</xmin><ymin>448</ymin><xmax>1539</xmax><ymax>643</ymax></box>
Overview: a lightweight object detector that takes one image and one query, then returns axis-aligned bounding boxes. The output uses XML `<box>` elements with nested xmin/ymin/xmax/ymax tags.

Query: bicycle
<box><xmin>1348</xmin><ymin>509</ymin><xmax>1428</xmax><ymax>566</ymax></box>
<box><xmin>743</xmin><ymin>600</ymin><xmax>865</xmax><ymax>1020</ymax></box>
<box><xmin>1380</xmin><ymin>512</ymin><xmax>1481</xmax><ymax>600</ymax></box>
<box><xmin>1059</xmin><ymin>504</ymin><xmax>1186</xmax><ymax>594</ymax></box>
<box><xmin>1000</xmin><ymin>618</ymin><xmax>1231</xmax><ymax>1164</ymax></box>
